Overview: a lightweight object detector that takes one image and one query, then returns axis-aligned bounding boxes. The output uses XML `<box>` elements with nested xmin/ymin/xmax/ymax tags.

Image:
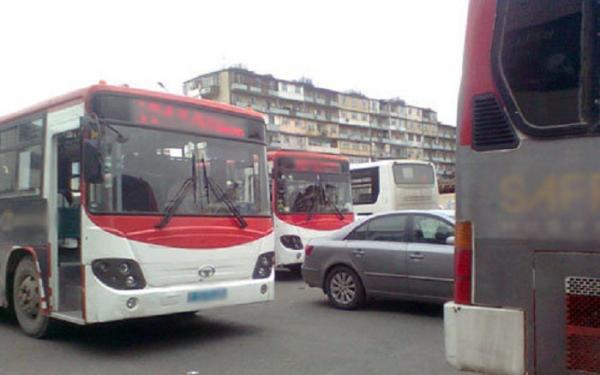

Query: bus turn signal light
<box><xmin>454</xmin><ymin>221</ymin><xmax>472</xmax><ymax>305</ymax></box>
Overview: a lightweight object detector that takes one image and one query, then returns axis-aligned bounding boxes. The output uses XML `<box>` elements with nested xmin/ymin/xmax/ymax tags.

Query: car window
<box><xmin>363</xmin><ymin>215</ymin><xmax>408</xmax><ymax>242</ymax></box>
<box><xmin>412</xmin><ymin>215</ymin><xmax>454</xmax><ymax>245</ymax></box>
<box><xmin>346</xmin><ymin>221</ymin><xmax>369</xmax><ymax>240</ymax></box>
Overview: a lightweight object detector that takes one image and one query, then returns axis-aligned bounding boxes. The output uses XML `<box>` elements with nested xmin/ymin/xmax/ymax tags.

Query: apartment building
<box><xmin>183</xmin><ymin>67</ymin><xmax>456</xmax><ymax>180</ymax></box>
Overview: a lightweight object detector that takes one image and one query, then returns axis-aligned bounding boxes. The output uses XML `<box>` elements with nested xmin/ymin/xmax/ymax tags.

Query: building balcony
<box><xmin>199</xmin><ymin>86</ymin><xmax>219</xmax><ymax>97</ymax></box>
<box><xmin>329</xmin><ymin>101</ymin><xmax>338</xmax><ymax>107</ymax></box>
<box><xmin>296</xmin><ymin>112</ymin><xmax>315</xmax><ymax>120</ymax></box>
<box><xmin>307</xmin><ymin>144</ymin><xmax>340</xmax><ymax>154</ymax></box>
<box><xmin>269</xmin><ymin>107</ymin><xmax>290</xmax><ymax>115</ymax></box>
<box><xmin>316</xmin><ymin>98</ymin><xmax>326</xmax><ymax>105</ymax></box>
<box><xmin>249</xmin><ymin>86</ymin><xmax>262</xmax><ymax>94</ymax></box>
<box><xmin>231</xmin><ymin>83</ymin><xmax>248</xmax><ymax>91</ymax></box>
<box><xmin>266</xmin><ymin>123</ymin><xmax>279</xmax><ymax>132</ymax></box>
<box><xmin>268</xmin><ymin>89</ymin><xmax>279</xmax><ymax>97</ymax></box>
<box><xmin>316</xmin><ymin>115</ymin><xmax>327</xmax><ymax>121</ymax></box>
<box><xmin>304</xmin><ymin>96</ymin><xmax>315</xmax><ymax>103</ymax></box>
<box><xmin>251</xmin><ymin>105</ymin><xmax>268</xmax><ymax>113</ymax></box>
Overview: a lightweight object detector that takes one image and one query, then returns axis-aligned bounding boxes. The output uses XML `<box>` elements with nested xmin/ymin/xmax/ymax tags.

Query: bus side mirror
<box><xmin>446</xmin><ymin>236</ymin><xmax>455</xmax><ymax>245</ymax></box>
<box><xmin>83</xmin><ymin>141</ymin><xmax>102</xmax><ymax>183</ymax></box>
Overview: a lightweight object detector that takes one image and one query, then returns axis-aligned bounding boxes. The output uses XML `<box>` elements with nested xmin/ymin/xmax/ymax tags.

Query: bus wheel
<box><xmin>13</xmin><ymin>256</ymin><xmax>52</xmax><ymax>338</ymax></box>
<box><xmin>325</xmin><ymin>266</ymin><xmax>365</xmax><ymax>310</ymax></box>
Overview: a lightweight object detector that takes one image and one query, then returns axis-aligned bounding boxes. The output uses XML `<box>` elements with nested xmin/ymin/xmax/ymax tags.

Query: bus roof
<box><xmin>268</xmin><ymin>149</ymin><xmax>349</xmax><ymax>162</ymax></box>
<box><xmin>0</xmin><ymin>83</ymin><xmax>265</xmax><ymax>124</ymax></box>
<box><xmin>350</xmin><ymin>159</ymin><xmax>434</xmax><ymax>170</ymax></box>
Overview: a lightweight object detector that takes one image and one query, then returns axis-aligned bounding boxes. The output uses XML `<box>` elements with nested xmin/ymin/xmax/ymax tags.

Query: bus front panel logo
<box><xmin>198</xmin><ymin>266</ymin><xmax>216</xmax><ymax>280</ymax></box>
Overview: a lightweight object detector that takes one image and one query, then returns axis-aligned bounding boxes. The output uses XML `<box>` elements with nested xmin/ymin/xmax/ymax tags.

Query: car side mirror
<box><xmin>446</xmin><ymin>236</ymin><xmax>455</xmax><ymax>245</ymax></box>
<box><xmin>83</xmin><ymin>140</ymin><xmax>102</xmax><ymax>183</ymax></box>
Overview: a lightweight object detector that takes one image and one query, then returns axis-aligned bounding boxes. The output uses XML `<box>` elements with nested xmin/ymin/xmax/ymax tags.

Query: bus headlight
<box><xmin>92</xmin><ymin>258</ymin><xmax>146</xmax><ymax>290</ymax></box>
<box><xmin>280</xmin><ymin>235</ymin><xmax>303</xmax><ymax>250</ymax></box>
<box><xmin>253</xmin><ymin>252</ymin><xmax>275</xmax><ymax>279</ymax></box>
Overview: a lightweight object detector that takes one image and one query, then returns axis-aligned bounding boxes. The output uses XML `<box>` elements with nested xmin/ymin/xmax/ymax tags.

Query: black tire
<box><xmin>13</xmin><ymin>256</ymin><xmax>53</xmax><ymax>338</ymax></box>
<box><xmin>325</xmin><ymin>266</ymin><xmax>366</xmax><ymax>310</ymax></box>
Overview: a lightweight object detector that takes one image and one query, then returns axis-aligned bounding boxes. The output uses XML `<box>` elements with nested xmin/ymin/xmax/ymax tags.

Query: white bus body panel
<box><xmin>351</xmin><ymin>160</ymin><xmax>439</xmax><ymax>216</ymax></box>
<box><xmin>444</xmin><ymin>302</ymin><xmax>525</xmax><ymax>375</ymax></box>
<box><xmin>81</xmin><ymin>211</ymin><xmax>274</xmax><ymax>323</ymax></box>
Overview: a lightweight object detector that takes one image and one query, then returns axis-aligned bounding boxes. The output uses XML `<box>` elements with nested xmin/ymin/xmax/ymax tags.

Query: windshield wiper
<box><xmin>304</xmin><ymin>186</ymin><xmax>321</xmax><ymax>222</ymax></box>
<box><xmin>155</xmin><ymin>178</ymin><xmax>193</xmax><ymax>229</ymax></box>
<box><xmin>200</xmin><ymin>158</ymin><xmax>248</xmax><ymax>229</ymax></box>
<box><xmin>155</xmin><ymin>154</ymin><xmax>197</xmax><ymax>229</ymax></box>
<box><xmin>320</xmin><ymin>183</ymin><xmax>345</xmax><ymax>221</ymax></box>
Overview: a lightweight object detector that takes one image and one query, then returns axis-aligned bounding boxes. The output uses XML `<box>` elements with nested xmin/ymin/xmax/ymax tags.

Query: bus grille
<box><xmin>565</xmin><ymin>276</ymin><xmax>600</xmax><ymax>373</ymax></box>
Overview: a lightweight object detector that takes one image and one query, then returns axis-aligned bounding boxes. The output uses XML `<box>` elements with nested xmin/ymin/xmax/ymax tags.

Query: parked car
<box><xmin>302</xmin><ymin>210</ymin><xmax>455</xmax><ymax>310</ymax></box>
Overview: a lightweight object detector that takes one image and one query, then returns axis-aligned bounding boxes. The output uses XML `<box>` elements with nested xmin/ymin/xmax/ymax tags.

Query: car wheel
<box><xmin>325</xmin><ymin>266</ymin><xmax>366</xmax><ymax>310</ymax></box>
<box><xmin>13</xmin><ymin>256</ymin><xmax>53</xmax><ymax>338</ymax></box>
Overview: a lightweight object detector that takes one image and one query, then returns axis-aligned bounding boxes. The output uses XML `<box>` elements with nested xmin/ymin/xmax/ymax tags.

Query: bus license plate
<box><xmin>187</xmin><ymin>288</ymin><xmax>227</xmax><ymax>303</ymax></box>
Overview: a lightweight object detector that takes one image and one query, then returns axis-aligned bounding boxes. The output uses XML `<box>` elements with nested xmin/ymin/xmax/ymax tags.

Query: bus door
<box><xmin>56</xmin><ymin>131</ymin><xmax>82</xmax><ymax>313</ymax></box>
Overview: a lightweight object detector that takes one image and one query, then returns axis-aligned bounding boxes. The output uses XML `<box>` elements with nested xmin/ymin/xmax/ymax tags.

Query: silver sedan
<box><xmin>302</xmin><ymin>210</ymin><xmax>455</xmax><ymax>310</ymax></box>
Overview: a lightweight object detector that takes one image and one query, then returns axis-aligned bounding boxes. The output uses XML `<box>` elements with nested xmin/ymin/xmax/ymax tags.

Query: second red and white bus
<box><xmin>0</xmin><ymin>83</ymin><xmax>274</xmax><ymax>337</ymax></box>
<box><xmin>268</xmin><ymin>150</ymin><xmax>354</xmax><ymax>270</ymax></box>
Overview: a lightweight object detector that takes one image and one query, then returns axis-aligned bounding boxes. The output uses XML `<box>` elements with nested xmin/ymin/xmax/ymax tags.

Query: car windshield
<box><xmin>275</xmin><ymin>171</ymin><xmax>352</xmax><ymax>214</ymax></box>
<box><xmin>86</xmin><ymin>124</ymin><xmax>270</xmax><ymax>216</ymax></box>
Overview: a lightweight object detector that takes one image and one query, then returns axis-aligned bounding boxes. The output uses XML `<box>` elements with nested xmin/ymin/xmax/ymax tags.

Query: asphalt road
<box><xmin>0</xmin><ymin>271</ymin><xmax>464</xmax><ymax>375</ymax></box>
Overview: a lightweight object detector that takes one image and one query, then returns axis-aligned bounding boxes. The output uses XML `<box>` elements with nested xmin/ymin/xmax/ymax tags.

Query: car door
<box><xmin>345</xmin><ymin>214</ymin><xmax>409</xmax><ymax>295</ymax></box>
<box><xmin>406</xmin><ymin>214</ymin><xmax>454</xmax><ymax>300</ymax></box>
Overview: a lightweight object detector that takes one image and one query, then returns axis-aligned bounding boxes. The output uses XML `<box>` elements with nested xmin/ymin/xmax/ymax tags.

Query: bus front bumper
<box><xmin>444</xmin><ymin>302</ymin><xmax>525</xmax><ymax>375</ymax></box>
<box><xmin>84</xmin><ymin>271</ymin><xmax>274</xmax><ymax>324</ymax></box>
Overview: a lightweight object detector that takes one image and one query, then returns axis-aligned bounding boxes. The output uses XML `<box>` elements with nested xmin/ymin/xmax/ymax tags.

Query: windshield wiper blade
<box><xmin>304</xmin><ymin>186</ymin><xmax>320</xmax><ymax>222</ymax></box>
<box><xmin>320</xmin><ymin>184</ymin><xmax>345</xmax><ymax>221</ymax></box>
<box><xmin>156</xmin><ymin>155</ymin><xmax>197</xmax><ymax>229</ymax></box>
<box><xmin>155</xmin><ymin>177</ymin><xmax>193</xmax><ymax>229</ymax></box>
<box><xmin>200</xmin><ymin>159</ymin><xmax>248</xmax><ymax>229</ymax></box>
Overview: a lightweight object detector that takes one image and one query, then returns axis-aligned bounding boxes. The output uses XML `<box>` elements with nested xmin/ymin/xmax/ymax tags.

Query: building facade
<box><xmin>183</xmin><ymin>67</ymin><xmax>456</xmax><ymax>182</ymax></box>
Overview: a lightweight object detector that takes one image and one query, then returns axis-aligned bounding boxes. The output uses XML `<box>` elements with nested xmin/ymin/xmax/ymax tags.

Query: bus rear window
<box><xmin>498</xmin><ymin>0</ymin><xmax>591</xmax><ymax>130</ymax></box>
<box><xmin>392</xmin><ymin>164</ymin><xmax>434</xmax><ymax>185</ymax></box>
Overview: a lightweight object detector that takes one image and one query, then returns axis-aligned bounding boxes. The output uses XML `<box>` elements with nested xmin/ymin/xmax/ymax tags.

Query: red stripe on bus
<box><xmin>88</xmin><ymin>215</ymin><xmax>273</xmax><ymax>249</ymax></box>
<box><xmin>458</xmin><ymin>0</ymin><xmax>499</xmax><ymax>146</ymax></box>
<box><xmin>275</xmin><ymin>213</ymin><xmax>354</xmax><ymax>231</ymax></box>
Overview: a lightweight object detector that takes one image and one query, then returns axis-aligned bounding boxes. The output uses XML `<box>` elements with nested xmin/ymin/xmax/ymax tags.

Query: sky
<box><xmin>0</xmin><ymin>0</ymin><xmax>468</xmax><ymax>124</ymax></box>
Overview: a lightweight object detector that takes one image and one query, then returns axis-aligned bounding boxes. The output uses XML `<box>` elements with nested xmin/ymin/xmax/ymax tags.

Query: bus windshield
<box><xmin>86</xmin><ymin>124</ymin><xmax>270</xmax><ymax>216</ymax></box>
<box><xmin>392</xmin><ymin>163</ymin><xmax>434</xmax><ymax>185</ymax></box>
<box><xmin>276</xmin><ymin>171</ymin><xmax>352</xmax><ymax>215</ymax></box>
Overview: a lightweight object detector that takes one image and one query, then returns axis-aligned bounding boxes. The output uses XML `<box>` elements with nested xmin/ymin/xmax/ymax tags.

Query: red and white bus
<box><xmin>0</xmin><ymin>83</ymin><xmax>274</xmax><ymax>337</ymax></box>
<box><xmin>268</xmin><ymin>150</ymin><xmax>354</xmax><ymax>270</ymax></box>
<box><xmin>445</xmin><ymin>1</ymin><xmax>600</xmax><ymax>374</ymax></box>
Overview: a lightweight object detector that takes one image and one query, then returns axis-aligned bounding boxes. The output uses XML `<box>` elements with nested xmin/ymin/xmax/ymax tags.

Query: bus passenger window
<box><xmin>0</xmin><ymin>152</ymin><xmax>16</xmax><ymax>194</ymax></box>
<box><xmin>351</xmin><ymin>167</ymin><xmax>379</xmax><ymax>204</ymax></box>
<box><xmin>500</xmin><ymin>0</ymin><xmax>585</xmax><ymax>127</ymax></box>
